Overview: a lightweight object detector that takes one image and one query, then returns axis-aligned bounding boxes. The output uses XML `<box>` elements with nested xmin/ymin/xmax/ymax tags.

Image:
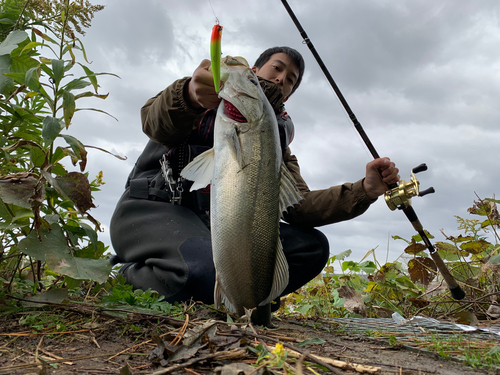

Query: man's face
<box><xmin>252</xmin><ymin>52</ymin><xmax>300</xmax><ymax>99</ymax></box>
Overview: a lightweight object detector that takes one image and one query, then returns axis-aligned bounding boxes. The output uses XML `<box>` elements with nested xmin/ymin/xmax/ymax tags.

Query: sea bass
<box><xmin>181</xmin><ymin>56</ymin><xmax>303</xmax><ymax>325</ymax></box>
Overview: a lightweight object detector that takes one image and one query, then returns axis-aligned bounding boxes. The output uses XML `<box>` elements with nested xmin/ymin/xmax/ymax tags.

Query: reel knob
<box><xmin>419</xmin><ymin>187</ymin><xmax>435</xmax><ymax>197</ymax></box>
<box><xmin>412</xmin><ymin>163</ymin><xmax>428</xmax><ymax>174</ymax></box>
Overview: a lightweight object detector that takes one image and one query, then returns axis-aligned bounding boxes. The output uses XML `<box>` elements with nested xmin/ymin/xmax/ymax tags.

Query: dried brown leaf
<box><xmin>337</xmin><ymin>285</ymin><xmax>367</xmax><ymax>317</ymax></box>
<box><xmin>408</xmin><ymin>257</ymin><xmax>437</xmax><ymax>285</ymax></box>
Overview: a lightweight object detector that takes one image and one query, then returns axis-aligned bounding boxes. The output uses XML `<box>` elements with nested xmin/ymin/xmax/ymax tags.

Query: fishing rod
<box><xmin>280</xmin><ymin>0</ymin><xmax>465</xmax><ymax>300</ymax></box>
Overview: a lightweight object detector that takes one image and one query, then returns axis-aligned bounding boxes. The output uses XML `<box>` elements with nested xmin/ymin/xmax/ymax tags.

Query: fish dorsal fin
<box><xmin>180</xmin><ymin>148</ymin><xmax>215</xmax><ymax>191</ymax></box>
<box><xmin>259</xmin><ymin>239</ymin><xmax>289</xmax><ymax>307</ymax></box>
<box><xmin>279</xmin><ymin>160</ymin><xmax>304</xmax><ymax>216</ymax></box>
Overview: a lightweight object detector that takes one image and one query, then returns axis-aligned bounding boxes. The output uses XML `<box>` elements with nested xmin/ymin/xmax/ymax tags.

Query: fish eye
<box><xmin>249</xmin><ymin>78</ymin><xmax>258</xmax><ymax>86</ymax></box>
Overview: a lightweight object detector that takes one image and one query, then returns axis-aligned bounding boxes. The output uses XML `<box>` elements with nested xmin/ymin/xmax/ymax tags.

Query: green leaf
<box><xmin>336</xmin><ymin>249</ymin><xmax>352</xmax><ymax>261</ymax></box>
<box><xmin>11</xmin><ymin>208</ymin><xmax>33</xmax><ymax>223</ymax></box>
<box><xmin>435</xmin><ymin>242</ymin><xmax>462</xmax><ymax>261</ymax></box>
<box><xmin>80</xmin><ymin>222</ymin><xmax>99</xmax><ymax>252</ymax></box>
<box><xmin>331</xmin><ymin>289</ymin><xmax>345</xmax><ymax>308</ymax></box>
<box><xmin>20</xmin><ymin>41</ymin><xmax>45</xmax><ymax>55</ymax></box>
<box><xmin>30</xmin><ymin>146</ymin><xmax>47</xmax><ymax>168</ymax></box>
<box><xmin>297</xmin><ymin>304</ymin><xmax>314</xmax><ymax>315</ymax></box>
<box><xmin>32</xmin><ymin>28</ymin><xmax>57</xmax><ymax>44</ymax></box>
<box><xmin>46</xmin><ymin>253</ymin><xmax>111</xmax><ymax>284</ymax></box>
<box><xmin>412</xmin><ymin>230</ymin><xmax>434</xmax><ymax>242</ymax></box>
<box><xmin>21</xmin><ymin>288</ymin><xmax>69</xmax><ymax>307</ymax></box>
<box><xmin>62</xmin><ymin>90</ymin><xmax>75</xmax><ymax>128</ymax></box>
<box><xmin>18</xmin><ymin>224</ymin><xmax>111</xmax><ymax>283</ymax></box>
<box><xmin>392</xmin><ymin>235</ymin><xmax>411</xmax><ymax>244</ymax></box>
<box><xmin>63</xmin><ymin>78</ymin><xmax>92</xmax><ymax>91</ymax></box>
<box><xmin>296</xmin><ymin>338</ymin><xmax>326</xmax><ymax>347</ymax></box>
<box><xmin>61</xmin><ymin>134</ymin><xmax>87</xmax><ymax>170</ymax></box>
<box><xmin>0</xmin><ymin>30</ymin><xmax>28</xmax><ymax>56</ymax></box>
<box><xmin>359</xmin><ymin>260</ymin><xmax>377</xmax><ymax>274</ymax></box>
<box><xmin>0</xmin><ymin>199</ymin><xmax>13</xmax><ymax>222</ymax></box>
<box><xmin>342</xmin><ymin>260</ymin><xmax>360</xmax><ymax>272</ymax></box>
<box><xmin>75</xmin><ymin>107</ymin><xmax>118</xmax><ymax>122</ymax></box>
<box><xmin>488</xmin><ymin>254</ymin><xmax>500</xmax><ymax>265</ymax></box>
<box><xmin>52</xmin><ymin>59</ymin><xmax>65</xmax><ymax>85</ymax></box>
<box><xmin>18</xmin><ymin>224</ymin><xmax>70</xmax><ymax>262</ymax></box>
<box><xmin>51</xmin><ymin>146</ymin><xmax>67</xmax><ymax>164</ymax></box>
<box><xmin>0</xmin><ymin>54</ymin><xmax>15</xmax><ymax>96</ymax></box>
<box><xmin>74</xmin><ymin>91</ymin><xmax>109</xmax><ymax>100</ymax></box>
<box><xmin>42</xmin><ymin>116</ymin><xmax>64</xmax><ymax>145</ymax></box>
<box><xmin>460</xmin><ymin>240</ymin><xmax>491</xmax><ymax>255</ymax></box>
<box><xmin>80</xmin><ymin>64</ymin><xmax>98</xmax><ymax>92</ymax></box>
<box><xmin>25</xmin><ymin>65</ymin><xmax>40</xmax><ymax>87</ymax></box>
<box><xmin>0</xmin><ymin>173</ymin><xmax>38</xmax><ymax>209</ymax></box>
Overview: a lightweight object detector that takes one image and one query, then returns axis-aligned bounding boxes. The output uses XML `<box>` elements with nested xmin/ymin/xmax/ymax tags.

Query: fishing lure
<box><xmin>210</xmin><ymin>23</ymin><xmax>223</xmax><ymax>92</ymax></box>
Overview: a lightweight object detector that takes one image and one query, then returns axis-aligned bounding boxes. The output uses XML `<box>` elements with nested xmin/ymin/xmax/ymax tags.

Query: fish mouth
<box><xmin>223</xmin><ymin>100</ymin><xmax>247</xmax><ymax>123</ymax></box>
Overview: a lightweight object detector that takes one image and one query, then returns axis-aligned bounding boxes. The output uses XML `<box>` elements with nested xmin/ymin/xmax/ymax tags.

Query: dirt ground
<box><xmin>1</xmin><ymin>305</ymin><xmax>499</xmax><ymax>375</ymax></box>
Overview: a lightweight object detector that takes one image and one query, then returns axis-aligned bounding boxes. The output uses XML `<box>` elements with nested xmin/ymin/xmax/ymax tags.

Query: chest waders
<box><xmin>109</xmin><ymin>87</ymin><xmax>330</xmax><ymax>307</ymax></box>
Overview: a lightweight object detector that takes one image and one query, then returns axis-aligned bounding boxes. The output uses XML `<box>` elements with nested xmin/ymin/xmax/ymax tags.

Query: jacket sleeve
<box><xmin>141</xmin><ymin>77</ymin><xmax>207</xmax><ymax>147</ymax></box>
<box><xmin>283</xmin><ymin>147</ymin><xmax>377</xmax><ymax>227</ymax></box>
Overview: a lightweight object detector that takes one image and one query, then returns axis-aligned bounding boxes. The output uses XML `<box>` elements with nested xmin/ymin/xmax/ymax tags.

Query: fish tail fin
<box><xmin>214</xmin><ymin>277</ymin><xmax>238</xmax><ymax>313</ymax></box>
<box><xmin>180</xmin><ymin>148</ymin><xmax>215</xmax><ymax>191</ymax></box>
<box><xmin>214</xmin><ymin>278</ymin><xmax>222</xmax><ymax>309</ymax></box>
<box><xmin>279</xmin><ymin>160</ymin><xmax>304</xmax><ymax>216</ymax></box>
<box><xmin>259</xmin><ymin>239</ymin><xmax>289</xmax><ymax>307</ymax></box>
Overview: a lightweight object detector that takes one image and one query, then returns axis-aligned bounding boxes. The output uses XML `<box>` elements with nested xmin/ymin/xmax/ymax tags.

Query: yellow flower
<box><xmin>272</xmin><ymin>343</ymin><xmax>284</xmax><ymax>358</ymax></box>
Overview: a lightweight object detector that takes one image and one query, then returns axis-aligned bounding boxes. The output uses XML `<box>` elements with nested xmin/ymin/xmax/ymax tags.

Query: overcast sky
<box><xmin>65</xmin><ymin>0</ymin><xmax>499</xmax><ymax>265</ymax></box>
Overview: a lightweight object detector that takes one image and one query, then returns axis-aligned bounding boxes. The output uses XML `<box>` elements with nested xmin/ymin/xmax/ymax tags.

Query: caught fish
<box><xmin>181</xmin><ymin>56</ymin><xmax>303</xmax><ymax>325</ymax></box>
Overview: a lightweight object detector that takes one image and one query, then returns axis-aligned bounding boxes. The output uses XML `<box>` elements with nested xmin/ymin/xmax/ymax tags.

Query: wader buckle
<box><xmin>160</xmin><ymin>155</ymin><xmax>184</xmax><ymax>205</ymax></box>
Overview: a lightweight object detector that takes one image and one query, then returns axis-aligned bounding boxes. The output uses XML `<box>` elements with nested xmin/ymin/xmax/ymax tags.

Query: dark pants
<box><xmin>110</xmin><ymin>190</ymin><xmax>330</xmax><ymax>306</ymax></box>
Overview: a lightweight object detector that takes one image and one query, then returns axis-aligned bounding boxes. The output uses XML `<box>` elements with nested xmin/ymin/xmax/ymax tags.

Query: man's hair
<box><xmin>254</xmin><ymin>46</ymin><xmax>305</xmax><ymax>96</ymax></box>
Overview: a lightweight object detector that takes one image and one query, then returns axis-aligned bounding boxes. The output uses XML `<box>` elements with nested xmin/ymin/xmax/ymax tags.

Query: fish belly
<box><xmin>211</xmin><ymin>123</ymin><xmax>281</xmax><ymax>314</ymax></box>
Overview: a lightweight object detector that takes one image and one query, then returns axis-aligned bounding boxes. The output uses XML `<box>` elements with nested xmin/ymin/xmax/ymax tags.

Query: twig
<box><xmin>171</xmin><ymin>314</ymin><xmax>189</xmax><ymax>346</ymax></box>
<box><xmin>149</xmin><ymin>349</ymin><xmax>246</xmax><ymax>375</ymax></box>
<box><xmin>230</xmin><ymin>329</ymin><xmax>345</xmax><ymax>375</ymax></box>
<box><xmin>296</xmin><ymin>350</ymin><xmax>308</xmax><ymax>375</ymax></box>
<box><xmin>6</xmin><ymin>295</ymin><xmax>189</xmax><ymax>327</ymax></box>
<box><xmin>38</xmin><ymin>348</ymin><xmax>74</xmax><ymax>365</ymax></box>
<box><xmin>0</xmin><ymin>329</ymin><xmax>91</xmax><ymax>337</ymax></box>
<box><xmin>35</xmin><ymin>336</ymin><xmax>44</xmax><ymax>365</ymax></box>
<box><xmin>0</xmin><ymin>352</ymin><xmax>121</xmax><ymax>374</ymax></box>
<box><xmin>107</xmin><ymin>330</ymin><xmax>174</xmax><ymax>360</ymax></box>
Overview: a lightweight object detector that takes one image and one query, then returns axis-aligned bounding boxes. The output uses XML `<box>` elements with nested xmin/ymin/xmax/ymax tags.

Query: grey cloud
<box><xmin>87</xmin><ymin>0</ymin><xmax>175</xmax><ymax>66</ymax></box>
<box><xmin>70</xmin><ymin>0</ymin><xmax>499</xmax><ymax>263</ymax></box>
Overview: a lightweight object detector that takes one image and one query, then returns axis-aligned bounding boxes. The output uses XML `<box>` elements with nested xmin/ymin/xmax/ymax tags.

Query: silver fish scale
<box><xmin>211</xmin><ymin>115</ymin><xmax>282</xmax><ymax>315</ymax></box>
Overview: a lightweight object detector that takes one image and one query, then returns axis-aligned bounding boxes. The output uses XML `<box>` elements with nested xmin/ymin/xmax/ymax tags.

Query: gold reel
<box><xmin>384</xmin><ymin>163</ymin><xmax>434</xmax><ymax>211</ymax></box>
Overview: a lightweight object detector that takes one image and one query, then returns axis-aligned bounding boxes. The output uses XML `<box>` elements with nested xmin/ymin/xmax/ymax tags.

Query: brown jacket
<box><xmin>141</xmin><ymin>77</ymin><xmax>375</xmax><ymax>228</ymax></box>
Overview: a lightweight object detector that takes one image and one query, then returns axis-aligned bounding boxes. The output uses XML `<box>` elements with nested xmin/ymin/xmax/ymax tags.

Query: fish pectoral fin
<box><xmin>180</xmin><ymin>148</ymin><xmax>215</xmax><ymax>191</ymax></box>
<box><xmin>259</xmin><ymin>240</ymin><xmax>289</xmax><ymax>307</ymax></box>
<box><xmin>279</xmin><ymin>161</ymin><xmax>304</xmax><ymax>216</ymax></box>
<box><xmin>227</xmin><ymin>127</ymin><xmax>244</xmax><ymax>169</ymax></box>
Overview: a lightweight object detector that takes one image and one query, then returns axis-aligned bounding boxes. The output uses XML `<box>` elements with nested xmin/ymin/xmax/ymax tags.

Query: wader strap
<box><xmin>129</xmin><ymin>178</ymin><xmax>149</xmax><ymax>199</ymax></box>
<box><xmin>129</xmin><ymin>177</ymin><xmax>171</xmax><ymax>202</ymax></box>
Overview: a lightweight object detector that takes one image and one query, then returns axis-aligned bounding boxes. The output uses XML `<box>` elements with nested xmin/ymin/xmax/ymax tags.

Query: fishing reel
<box><xmin>384</xmin><ymin>163</ymin><xmax>435</xmax><ymax>211</ymax></box>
